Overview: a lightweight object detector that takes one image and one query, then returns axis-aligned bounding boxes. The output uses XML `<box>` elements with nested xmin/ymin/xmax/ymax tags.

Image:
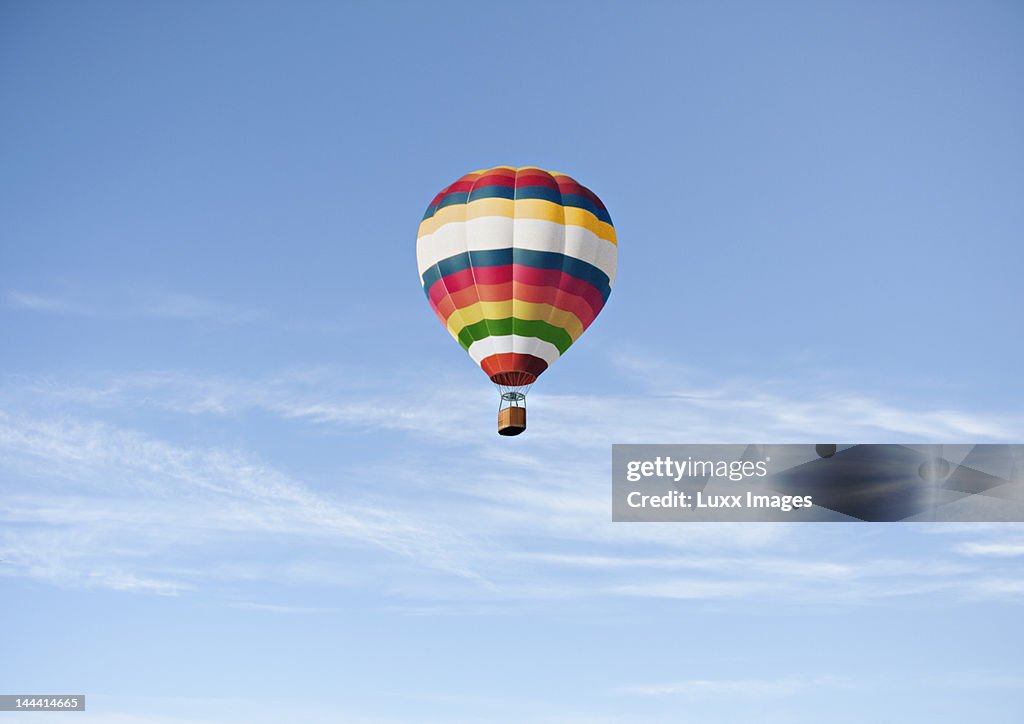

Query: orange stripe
<box><xmin>432</xmin><ymin>282</ymin><xmax>599</xmax><ymax>328</ymax></box>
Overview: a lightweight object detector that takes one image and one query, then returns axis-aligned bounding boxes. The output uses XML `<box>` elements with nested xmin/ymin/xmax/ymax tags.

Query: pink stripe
<box><xmin>428</xmin><ymin>265</ymin><xmax>606</xmax><ymax>317</ymax></box>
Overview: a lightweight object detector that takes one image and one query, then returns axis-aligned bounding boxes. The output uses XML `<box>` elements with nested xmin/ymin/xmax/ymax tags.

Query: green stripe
<box><xmin>457</xmin><ymin>318</ymin><xmax>574</xmax><ymax>354</ymax></box>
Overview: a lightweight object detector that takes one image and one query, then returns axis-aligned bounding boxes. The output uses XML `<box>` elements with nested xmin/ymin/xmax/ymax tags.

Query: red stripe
<box><xmin>515</xmin><ymin>171</ymin><xmax>560</xmax><ymax>190</ymax></box>
<box><xmin>443</xmin><ymin>179</ymin><xmax>477</xmax><ymax>194</ymax></box>
<box><xmin>428</xmin><ymin>173</ymin><xmax>481</xmax><ymax>207</ymax></box>
<box><xmin>471</xmin><ymin>172</ymin><xmax>517</xmax><ymax>189</ymax></box>
<box><xmin>480</xmin><ymin>353</ymin><xmax>548</xmax><ymax>386</ymax></box>
<box><xmin>428</xmin><ymin>266</ymin><xmax>606</xmax><ymax>318</ymax></box>
<box><xmin>430</xmin><ymin>169</ymin><xmax>607</xmax><ymax>211</ymax></box>
<box><xmin>467</xmin><ymin>170</ymin><xmax>561</xmax><ymax>192</ymax></box>
<box><xmin>432</xmin><ymin>281</ymin><xmax>599</xmax><ymax>329</ymax></box>
<box><xmin>470</xmin><ymin>171</ymin><xmax>569</xmax><ymax>193</ymax></box>
<box><xmin>428</xmin><ymin>189</ymin><xmax>449</xmax><ymax>207</ymax></box>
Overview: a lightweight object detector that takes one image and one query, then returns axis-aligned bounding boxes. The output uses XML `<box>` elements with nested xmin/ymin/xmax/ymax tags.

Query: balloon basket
<box><xmin>498</xmin><ymin>406</ymin><xmax>526</xmax><ymax>436</ymax></box>
<box><xmin>497</xmin><ymin>391</ymin><xmax>527</xmax><ymax>436</ymax></box>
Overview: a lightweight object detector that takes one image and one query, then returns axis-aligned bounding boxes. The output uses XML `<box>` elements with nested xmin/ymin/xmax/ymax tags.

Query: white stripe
<box><xmin>467</xmin><ymin>335</ymin><xmax>562</xmax><ymax>366</ymax></box>
<box><xmin>595</xmin><ymin>237</ymin><xmax>618</xmax><ymax>288</ymax></box>
<box><xmin>471</xmin><ymin>335</ymin><xmax>497</xmax><ymax>372</ymax></box>
<box><xmin>416</xmin><ymin>217</ymin><xmax>617</xmax><ymax>283</ymax></box>
<box><xmin>417</xmin><ymin>217</ymin><xmax>466</xmax><ymax>279</ymax></box>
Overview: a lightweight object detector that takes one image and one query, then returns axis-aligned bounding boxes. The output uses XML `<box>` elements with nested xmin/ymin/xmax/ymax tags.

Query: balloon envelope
<box><xmin>417</xmin><ymin>166</ymin><xmax>617</xmax><ymax>387</ymax></box>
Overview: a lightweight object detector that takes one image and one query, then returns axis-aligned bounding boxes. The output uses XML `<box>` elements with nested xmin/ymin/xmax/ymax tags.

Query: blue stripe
<box><xmin>468</xmin><ymin>184</ymin><xmax>516</xmax><ymax>203</ymax></box>
<box><xmin>421</xmin><ymin>191</ymin><xmax>469</xmax><ymax>220</ymax></box>
<box><xmin>420</xmin><ymin>249</ymin><xmax>611</xmax><ymax>303</ymax></box>
<box><xmin>421</xmin><ymin>186</ymin><xmax>614</xmax><ymax>225</ymax></box>
<box><xmin>559</xmin><ymin>192</ymin><xmax>613</xmax><ymax>224</ymax></box>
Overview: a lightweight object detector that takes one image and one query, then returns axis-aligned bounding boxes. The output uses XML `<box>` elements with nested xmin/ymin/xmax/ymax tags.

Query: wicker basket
<box><xmin>498</xmin><ymin>406</ymin><xmax>527</xmax><ymax>436</ymax></box>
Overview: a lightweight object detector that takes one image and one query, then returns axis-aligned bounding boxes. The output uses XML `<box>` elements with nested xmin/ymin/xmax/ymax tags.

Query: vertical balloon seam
<box><xmin>511</xmin><ymin>167</ymin><xmax>523</xmax><ymax>384</ymax></box>
<box><xmin>461</xmin><ymin>171</ymin><xmax>497</xmax><ymax>373</ymax></box>
<box><xmin>467</xmin><ymin>169</ymin><xmax>503</xmax><ymax>382</ymax></box>
<box><xmin>569</xmin><ymin>174</ymin><xmax>612</xmax><ymax>338</ymax></box>
<box><xmin>428</xmin><ymin>174</ymin><xmax>478</xmax><ymax>358</ymax></box>
<box><xmin>549</xmin><ymin>171</ymin><xmax>574</xmax><ymax>368</ymax></box>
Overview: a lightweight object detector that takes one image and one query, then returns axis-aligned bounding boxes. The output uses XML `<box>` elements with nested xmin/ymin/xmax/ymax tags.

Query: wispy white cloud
<box><xmin>10</xmin><ymin>358</ymin><xmax>1022</xmax><ymax>447</ymax></box>
<box><xmin>5</xmin><ymin>290</ymin><xmax>84</xmax><ymax>313</ymax></box>
<box><xmin>955</xmin><ymin>541</ymin><xmax>1024</xmax><ymax>557</ymax></box>
<box><xmin>64</xmin><ymin>696</ymin><xmax>413</xmax><ymax>724</ymax></box>
<box><xmin>971</xmin><ymin>578</ymin><xmax>1024</xmax><ymax>596</ymax></box>
<box><xmin>4</xmin><ymin>288</ymin><xmax>257</xmax><ymax>324</ymax></box>
<box><xmin>227</xmin><ymin>601</ymin><xmax>337</xmax><ymax>614</ymax></box>
<box><xmin>91</xmin><ymin>569</ymin><xmax>186</xmax><ymax>595</ymax></box>
<box><xmin>138</xmin><ymin>292</ymin><xmax>259</xmax><ymax>322</ymax></box>
<box><xmin>617</xmin><ymin>675</ymin><xmax>848</xmax><ymax>697</ymax></box>
<box><xmin>617</xmin><ymin>669</ymin><xmax>1024</xmax><ymax>699</ymax></box>
<box><xmin>0</xmin><ymin>409</ymin><xmax>485</xmax><ymax>595</ymax></box>
<box><xmin>926</xmin><ymin>670</ymin><xmax>1024</xmax><ymax>690</ymax></box>
<box><xmin>1</xmin><ymin>361</ymin><xmax>1023</xmax><ymax>609</ymax></box>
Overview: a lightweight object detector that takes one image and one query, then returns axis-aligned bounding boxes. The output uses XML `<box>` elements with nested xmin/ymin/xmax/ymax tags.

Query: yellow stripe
<box><xmin>418</xmin><ymin>197</ymin><xmax>616</xmax><ymax>244</ymax></box>
<box><xmin>445</xmin><ymin>300</ymin><xmax>584</xmax><ymax>341</ymax></box>
<box><xmin>444</xmin><ymin>307</ymin><xmax>470</xmax><ymax>342</ymax></box>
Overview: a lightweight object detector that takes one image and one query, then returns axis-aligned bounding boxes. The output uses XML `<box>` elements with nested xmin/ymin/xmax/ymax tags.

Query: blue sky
<box><xmin>2</xmin><ymin>1</ymin><xmax>1023</xmax><ymax>722</ymax></box>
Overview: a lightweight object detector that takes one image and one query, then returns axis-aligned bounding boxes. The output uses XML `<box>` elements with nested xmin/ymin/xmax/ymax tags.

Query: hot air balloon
<box><xmin>416</xmin><ymin>166</ymin><xmax>617</xmax><ymax>435</ymax></box>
